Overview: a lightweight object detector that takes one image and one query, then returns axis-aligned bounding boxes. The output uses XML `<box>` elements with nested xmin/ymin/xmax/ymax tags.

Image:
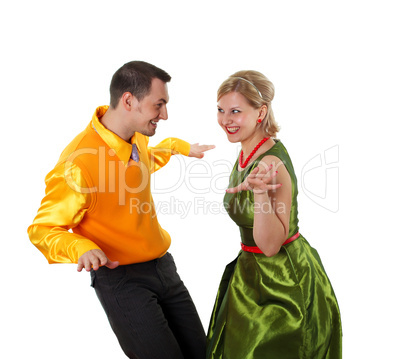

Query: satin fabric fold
<box><xmin>206</xmin><ymin>140</ymin><xmax>342</xmax><ymax>359</ymax></box>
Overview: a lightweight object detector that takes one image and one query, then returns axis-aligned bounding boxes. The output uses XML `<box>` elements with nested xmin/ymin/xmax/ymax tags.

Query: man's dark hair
<box><xmin>109</xmin><ymin>61</ymin><xmax>171</xmax><ymax>109</ymax></box>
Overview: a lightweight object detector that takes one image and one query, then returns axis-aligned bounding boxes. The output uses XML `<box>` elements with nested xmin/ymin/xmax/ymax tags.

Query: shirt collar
<box><xmin>91</xmin><ymin>105</ymin><xmax>140</xmax><ymax>166</ymax></box>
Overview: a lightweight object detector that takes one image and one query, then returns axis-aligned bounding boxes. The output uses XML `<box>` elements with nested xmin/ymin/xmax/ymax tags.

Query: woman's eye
<box><xmin>232</xmin><ymin>110</ymin><xmax>240</xmax><ymax>114</ymax></box>
<box><xmin>218</xmin><ymin>108</ymin><xmax>224</xmax><ymax>113</ymax></box>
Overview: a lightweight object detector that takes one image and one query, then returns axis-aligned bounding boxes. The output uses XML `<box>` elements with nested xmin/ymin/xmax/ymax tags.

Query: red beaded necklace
<box><xmin>239</xmin><ymin>137</ymin><xmax>270</xmax><ymax>168</ymax></box>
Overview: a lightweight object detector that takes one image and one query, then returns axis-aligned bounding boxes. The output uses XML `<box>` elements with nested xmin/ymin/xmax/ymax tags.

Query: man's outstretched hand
<box><xmin>77</xmin><ymin>249</ymin><xmax>120</xmax><ymax>272</ymax></box>
<box><xmin>188</xmin><ymin>143</ymin><xmax>215</xmax><ymax>158</ymax></box>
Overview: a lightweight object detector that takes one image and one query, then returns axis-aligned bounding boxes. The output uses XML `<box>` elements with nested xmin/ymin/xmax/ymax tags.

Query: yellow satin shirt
<box><xmin>28</xmin><ymin>106</ymin><xmax>191</xmax><ymax>264</ymax></box>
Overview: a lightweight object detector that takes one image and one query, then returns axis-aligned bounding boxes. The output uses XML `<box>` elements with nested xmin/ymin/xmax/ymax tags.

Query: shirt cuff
<box><xmin>75</xmin><ymin>241</ymin><xmax>102</xmax><ymax>261</ymax></box>
<box><xmin>172</xmin><ymin>138</ymin><xmax>191</xmax><ymax>156</ymax></box>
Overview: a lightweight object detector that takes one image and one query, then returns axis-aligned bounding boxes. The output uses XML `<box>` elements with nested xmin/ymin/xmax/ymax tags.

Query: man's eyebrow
<box><xmin>158</xmin><ymin>98</ymin><xmax>168</xmax><ymax>104</ymax></box>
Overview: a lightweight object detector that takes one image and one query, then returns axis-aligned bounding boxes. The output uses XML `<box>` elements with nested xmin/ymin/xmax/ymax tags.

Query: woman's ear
<box><xmin>259</xmin><ymin>105</ymin><xmax>268</xmax><ymax>120</ymax></box>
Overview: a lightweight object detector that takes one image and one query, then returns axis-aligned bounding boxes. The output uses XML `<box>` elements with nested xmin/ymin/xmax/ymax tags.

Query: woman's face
<box><xmin>217</xmin><ymin>91</ymin><xmax>260</xmax><ymax>143</ymax></box>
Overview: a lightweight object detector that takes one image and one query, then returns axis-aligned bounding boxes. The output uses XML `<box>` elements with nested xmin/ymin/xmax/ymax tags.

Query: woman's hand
<box><xmin>226</xmin><ymin>164</ymin><xmax>282</xmax><ymax>194</ymax></box>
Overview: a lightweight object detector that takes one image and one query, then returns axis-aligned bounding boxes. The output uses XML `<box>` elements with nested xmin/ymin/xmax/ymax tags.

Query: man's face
<box><xmin>132</xmin><ymin>78</ymin><xmax>169</xmax><ymax>136</ymax></box>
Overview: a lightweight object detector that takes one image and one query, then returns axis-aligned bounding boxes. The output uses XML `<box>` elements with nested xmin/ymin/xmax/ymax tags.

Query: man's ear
<box><xmin>121</xmin><ymin>92</ymin><xmax>139</xmax><ymax>112</ymax></box>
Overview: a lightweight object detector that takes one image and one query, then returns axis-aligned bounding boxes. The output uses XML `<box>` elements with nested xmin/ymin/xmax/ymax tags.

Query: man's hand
<box><xmin>77</xmin><ymin>249</ymin><xmax>120</xmax><ymax>272</ymax></box>
<box><xmin>188</xmin><ymin>143</ymin><xmax>215</xmax><ymax>158</ymax></box>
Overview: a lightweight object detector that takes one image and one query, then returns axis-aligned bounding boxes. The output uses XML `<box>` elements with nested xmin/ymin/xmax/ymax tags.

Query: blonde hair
<box><xmin>217</xmin><ymin>70</ymin><xmax>280</xmax><ymax>137</ymax></box>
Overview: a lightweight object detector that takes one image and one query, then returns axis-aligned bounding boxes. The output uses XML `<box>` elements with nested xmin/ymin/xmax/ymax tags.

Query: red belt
<box><xmin>241</xmin><ymin>232</ymin><xmax>300</xmax><ymax>254</ymax></box>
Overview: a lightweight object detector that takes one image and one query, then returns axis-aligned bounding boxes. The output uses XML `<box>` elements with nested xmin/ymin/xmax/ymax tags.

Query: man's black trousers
<box><xmin>91</xmin><ymin>252</ymin><xmax>206</xmax><ymax>359</ymax></box>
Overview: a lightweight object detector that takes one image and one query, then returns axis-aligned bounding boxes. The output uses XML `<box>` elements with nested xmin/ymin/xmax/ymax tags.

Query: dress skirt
<box><xmin>206</xmin><ymin>235</ymin><xmax>342</xmax><ymax>359</ymax></box>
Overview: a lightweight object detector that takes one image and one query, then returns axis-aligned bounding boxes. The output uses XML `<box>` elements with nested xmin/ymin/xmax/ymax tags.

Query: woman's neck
<box><xmin>241</xmin><ymin>132</ymin><xmax>269</xmax><ymax>157</ymax></box>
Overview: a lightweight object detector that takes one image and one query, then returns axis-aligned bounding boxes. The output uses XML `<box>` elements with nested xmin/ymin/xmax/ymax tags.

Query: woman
<box><xmin>206</xmin><ymin>71</ymin><xmax>342</xmax><ymax>358</ymax></box>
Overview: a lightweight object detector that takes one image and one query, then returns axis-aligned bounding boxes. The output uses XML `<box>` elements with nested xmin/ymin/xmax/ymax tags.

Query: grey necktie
<box><xmin>131</xmin><ymin>144</ymin><xmax>139</xmax><ymax>162</ymax></box>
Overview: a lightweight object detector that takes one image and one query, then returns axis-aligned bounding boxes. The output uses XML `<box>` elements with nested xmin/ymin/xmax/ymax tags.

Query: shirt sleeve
<box><xmin>148</xmin><ymin>137</ymin><xmax>191</xmax><ymax>174</ymax></box>
<box><xmin>27</xmin><ymin>162</ymin><xmax>101</xmax><ymax>264</ymax></box>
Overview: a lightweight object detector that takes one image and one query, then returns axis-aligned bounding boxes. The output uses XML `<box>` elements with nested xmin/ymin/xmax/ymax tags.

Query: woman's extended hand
<box><xmin>226</xmin><ymin>164</ymin><xmax>282</xmax><ymax>194</ymax></box>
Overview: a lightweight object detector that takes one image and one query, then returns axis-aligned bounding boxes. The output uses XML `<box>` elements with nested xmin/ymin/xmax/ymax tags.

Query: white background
<box><xmin>1</xmin><ymin>0</ymin><xmax>401</xmax><ymax>358</ymax></box>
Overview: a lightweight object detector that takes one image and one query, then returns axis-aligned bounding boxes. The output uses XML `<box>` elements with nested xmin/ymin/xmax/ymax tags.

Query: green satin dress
<box><xmin>206</xmin><ymin>140</ymin><xmax>342</xmax><ymax>359</ymax></box>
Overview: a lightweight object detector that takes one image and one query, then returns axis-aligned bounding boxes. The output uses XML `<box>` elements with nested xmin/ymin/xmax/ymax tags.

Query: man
<box><xmin>28</xmin><ymin>61</ymin><xmax>213</xmax><ymax>358</ymax></box>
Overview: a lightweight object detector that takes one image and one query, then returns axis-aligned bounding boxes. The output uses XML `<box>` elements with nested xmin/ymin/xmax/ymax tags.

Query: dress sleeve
<box><xmin>148</xmin><ymin>137</ymin><xmax>191</xmax><ymax>174</ymax></box>
<box><xmin>27</xmin><ymin>162</ymin><xmax>101</xmax><ymax>264</ymax></box>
